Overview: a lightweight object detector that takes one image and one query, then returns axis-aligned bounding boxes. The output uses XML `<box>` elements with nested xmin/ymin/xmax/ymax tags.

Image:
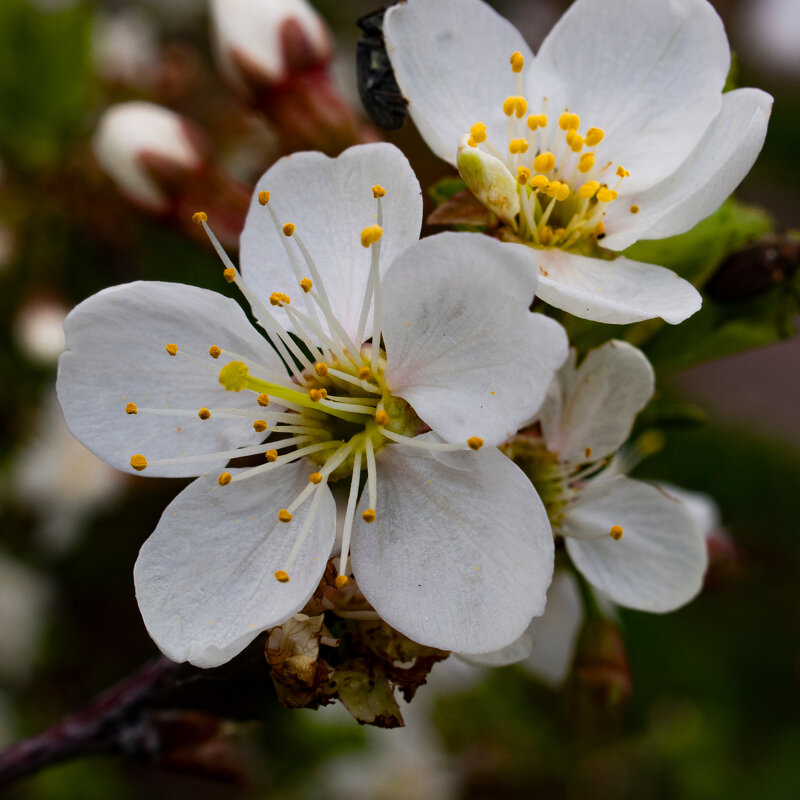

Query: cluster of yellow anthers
<box><xmin>466</xmin><ymin>51</ymin><xmax>637</xmax><ymax>249</ymax></box>
<box><xmin>126</xmin><ymin>186</ymin><xmax>484</xmax><ymax>590</ymax></box>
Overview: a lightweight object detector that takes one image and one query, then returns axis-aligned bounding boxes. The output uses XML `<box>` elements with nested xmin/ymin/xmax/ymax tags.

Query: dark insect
<box><xmin>356</xmin><ymin>5</ymin><xmax>408</xmax><ymax>130</ymax></box>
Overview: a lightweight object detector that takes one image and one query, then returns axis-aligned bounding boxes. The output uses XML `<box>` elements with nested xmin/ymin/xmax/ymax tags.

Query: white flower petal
<box><xmin>603</xmin><ymin>88</ymin><xmax>774</xmax><ymax>251</ymax></box>
<box><xmin>382</xmin><ymin>233</ymin><xmax>568</xmax><ymax>445</ymax></box>
<box><xmin>240</xmin><ymin>143</ymin><xmax>422</xmax><ymax>342</ymax></box>
<box><xmin>539</xmin><ymin>340</ymin><xmax>654</xmax><ymax>464</ymax></box>
<box><xmin>384</xmin><ymin>0</ymin><xmax>533</xmax><ymax>166</ymax></box>
<box><xmin>564</xmin><ymin>476</ymin><xmax>707</xmax><ymax>612</ymax></box>
<box><xmin>57</xmin><ymin>282</ymin><xmax>281</xmax><ymax>477</ymax></box>
<box><xmin>134</xmin><ymin>462</ymin><xmax>336</xmax><ymax>668</ymax></box>
<box><xmin>351</xmin><ymin>447</ymin><xmax>554</xmax><ymax>654</ymax></box>
<box><xmin>527</xmin><ymin>0</ymin><xmax>730</xmax><ymax>192</ymax></box>
<box><xmin>656</xmin><ymin>483</ymin><xmax>721</xmax><ymax>536</ymax></box>
<box><xmin>534</xmin><ymin>249</ymin><xmax>701</xmax><ymax>324</ymax></box>
<box><xmin>458</xmin><ymin>630</ymin><xmax>533</xmax><ymax>668</ymax></box>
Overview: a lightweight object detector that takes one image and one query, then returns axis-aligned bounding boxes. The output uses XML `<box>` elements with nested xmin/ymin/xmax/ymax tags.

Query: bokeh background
<box><xmin>0</xmin><ymin>0</ymin><xmax>798</xmax><ymax>797</ymax></box>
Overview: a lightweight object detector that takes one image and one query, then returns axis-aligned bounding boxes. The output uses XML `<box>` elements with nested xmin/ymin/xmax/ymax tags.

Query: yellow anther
<box><xmin>596</xmin><ymin>187</ymin><xmax>618</xmax><ymax>203</ymax></box>
<box><xmin>467</xmin><ymin>436</ymin><xmax>484</xmax><ymax>450</ymax></box>
<box><xmin>198</xmin><ymin>407</ymin><xmax>211</xmax><ymax>421</ymax></box>
<box><xmin>509</xmin><ymin>138</ymin><xmax>529</xmax><ymax>154</ymax></box>
<box><xmin>579</xmin><ymin>180</ymin><xmax>600</xmax><ymax>199</ymax></box>
<box><xmin>503</xmin><ymin>96</ymin><xmax>516</xmax><ymax>116</ymax></box>
<box><xmin>165</xmin><ymin>343</ymin><xmax>178</xmax><ymax>356</ymax></box>
<box><xmin>594</xmin><ymin>220</ymin><xmax>606</xmax><ymax>236</ymax></box>
<box><xmin>616</xmin><ymin>165</ymin><xmax>630</xmax><ymax>178</ymax></box>
<box><xmin>530</xmin><ymin>174</ymin><xmax>548</xmax><ymax>189</ymax></box>
<box><xmin>219</xmin><ymin>360</ymin><xmax>249</xmax><ymax>392</ymax></box>
<box><xmin>540</xmin><ymin>225</ymin><xmax>554</xmax><ymax>245</ymax></box>
<box><xmin>223</xmin><ymin>267</ymin><xmax>236</xmax><ymax>283</ymax></box>
<box><xmin>358</xmin><ymin>366</ymin><xmax>371</xmax><ymax>380</ymax></box>
<box><xmin>527</xmin><ymin>113</ymin><xmax>548</xmax><ymax>130</ymax></box>
<box><xmin>309</xmin><ymin>387</ymin><xmax>328</xmax><ymax>402</ymax></box>
<box><xmin>274</xmin><ymin>570</ymin><xmax>290</xmax><ymax>583</ymax></box>
<box><xmin>510</xmin><ymin>51</ymin><xmax>525</xmax><ymax>73</ymax></box>
<box><xmin>314</xmin><ymin>362</ymin><xmax>329</xmax><ymax>377</ymax></box>
<box><xmin>191</xmin><ymin>211</ymin><xmax>207</xmax><ymax>225</ymax></box>
<box><xmin>533</xmin><ymin>151</ymin><xmax>556</xmax><ymax>173</ymax></box>
<box><xmin>257</xmin><ymin>393</ymin><xmax>270</xmax><ymax>407</ymax></box>
<box><xmin>555</xmin><ymin>227</ymin><xmax>567</xmax><ymax>239</ymax></box>
<box><xmin>309</xmin><ymin>472</ymin><xmax>323</xmax><ymax>484</ymax></box>
<box><xmin>559</xmin><ymin>112</ymin><xmax>580</xmax><ymax>131</ymax></box>
<box><xmin>630</xmin><ymin>204</ymin><xmax>640</xmax><ymax>214</ymax></box>
<box><xmin>585</xmin><ymin>127</ymin><xmax>605</xmax><ymax>146</ymax></box>
<box><xmin>258</xmin><ymin>190</ymin><xmax>270</xmax><ymax>205</ymax></box>
<box><xmin>517</xmin><ymin>166</ymin><xmax>531</xmax><ymax>185</ymax></box>
<box><xmin>269</xmin><ymin>291</ymin><xmax>290</xmax><ymax>307</ymax></box>
<box><xmin>253</xmin><ymin>419</ymin><xmax>267</xmax><ymax>432</ymax></box>
<box><xmin>300</xmin><ymin>277</ymin><xmax>313</xmax><ymax>293</ymax></box>
<box><xmin>335</xmin><ymin>574</ymin><xmax>351</xmax><ymax>589</ymax></box>
<box><xmin>360</xmin><ymin>224</ymin><xmax>383</xmax><ymax>247</ymax></box>
<box><xmin>282</xmin><ymin>222</ymin><xmax>295</xmax><ymax>236</ymax></box>
<box><xmin>469</xmin><ymin>122</ymin><xmax>487</xmax><ymax>143</ymax></box>
<box><xmin>265</xmin><ymin>449</ymin><xmax>278</xmax><ymax>462</ymax></box>
<box><xmin>278</xmin><ymin>509</ymin><xmax>293</xmax><ymax>523</ymax></box>
<box><xmin>578</xmin><ymin>153</ymin><xmax>595</xmax><ymax>173</ymax></box>
<box><xmin>514</xmin><ymin>97</ymin><xmax>527</xmax><ymax>118</ymax></box>
<box><xmin>375</xmin><ymin>409</ymin><xmax>389</xmax><ymax>425</ymax></box>
<box><xmin>218</xmin><ymin>472</ymin><xmax>232</xmax><ymax>486</ymax></box>
<box><xmin>566</xmin><ymin>130</ymin><xmax>584</xmax><ymax>152</ymax></box>
<box><xmin>467</xmin><ymin>137</ymin><xmax>476</xmax><ymax>147</ymax></box>
<box><xmin>130</xmin><ymin>454</ymin><xmax>147</xmax><ymax>471</ymax></box>
<box><xmin>125</xmin><ymin>402</ymin><xmax>138</xmax><ymax>415</ymax></box>
<box><xmin>362</xmin><ymin>508</ymin><xmax>376</xmax><ymax>523</ymax></box>
<box><xmin>555</xmin><ymin>183</ymin><xmax>571</xmax><ymax>202</ymax></box>
<box><xmin>372</xmin><ymin>184</ymin><xmax>386</xmax><ymax>198</ymax></box>
<box><xmin>208</xmin><ymin>345</ymin><xmax>222</xmax><ymax>359</ymax></box>
<box><xmin>610</xmin><ymin>525</ymin><xmax>623</xmax><ymax>541</ymax></box>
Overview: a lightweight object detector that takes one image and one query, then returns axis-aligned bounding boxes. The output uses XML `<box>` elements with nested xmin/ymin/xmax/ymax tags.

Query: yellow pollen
<box><xmin>278</xmin><ymin>509</ymin><xmax>293</xmax><ymax>523</ymax></box>
<box><xmin>515</xmin><ymin>97</ymin><xmax>527</xmax><ymax>118</ymax></box>
<box><xmin>130</xmin><ymin>454</ymin><xmax>147</xmax><ymax>471</ymax></box>
<box><xmin>595</xmin><ymin>220</ymin><xmax>606</xmax><ymax>236</ymax></box>
<box><xmin>510</xmin><ymin>51</ymin><xmax>524</xmax><ymax>73</ymax></box>
<box><xmin>467</xmin><ymin>136</ymin><xmax>476</xmax><ymax>147</ymax></box>
<box><xmin>219</xmin><ymin>360</ymin><xmax>250</xmax><ymax>391</ymax></box>
<box><xmin>616</xmin><ymin>165</ymin><xmax>630</xmax><ymax>178</ymax></box>
<box><xmin>372</xmin><ymin>184</ymin><xmax>386</xmax><ymax>198</ymax></box>
<box><xmin>309</xmin><ymin>472</ymin><xmax>323</xmax><ymax>485</ymax></box>
<box><xmin>265</xmin><ymin>449</ymin><xmax>278</xmax><ymax>462</ymax></box>
<box><xmin>502</xmin><ymin>96</ymin><xmax>516</xmax><ymax>116</ymax></box>
<box><xmin>165</xmin><ymin>343</ymin><xmax>178</xmax><ymax>356</ymax></box>
<box><xmin>209</xmin><ymin>345</ymin><xmax>222</xmax><ymax>359</ymax></box>
<box><xmin>559</xmin><ymin>112</ymin><xmax>580</xmax><ymax>131</ymax></box>
<box><xmin>527</xmin><ymin>113</ymin><xmax>548</xmax><ymax>130</ymax></box>
<box><xmin>362</xmin><ymin>508</ymin><xmax>376</xmax><ymax>523</ymax></box>
<box><xmin>533</xmin><ymin>151</ymin><xmax>555</xmax><ymax>173</ymax></box>
<box><xmin>360</xmin><ymin>225</ymin><xmax>383</xmax><ymax>247</ymax></box>
<box><xmin>335</xmin><ymin>574</ymin><xmax>351</xmax><ymax>589</ymax></box>
<box><xmin>274</xmin><ymin>570</ymin><xmax>290</xmax><ymax>583</ymax></box>
<box><xmin>358</xmin><ymin>368</ymin><xmax>371</xmax><ymax>381</ymax></box>
<box><xmin>314</xmin><ymin>362</ymin><xmax>329</xmax><ymax>377</ymax></box>
<box><xmin>223</xmin><ymin>267</ymin><xmax>236</xmax><ymax>283</ymax></box>
<box><xmin>566</xmin><ymin>130</ymin><xmax>584</xmax><ymax>152</ymax></box>
<box><xmin>375</xmin><ymin>409</ymin><xmax>389</xmax><ymax>425</ymax></box>
<box><xmin>630</xmin><ymin>204</ymin><xmax>640</xmax><ymax>214</ymax></box>
<box><xmin>125</xmin><ymin>402</ymin><xmax>138</xmax><ymax>415</ymax></box>
<box><xmin>270</xmin><ymin>291</ymin><xmax>290</xmax><ymax>306</ymax></box>
<box><xmin>258</xmin><ymin>190</ymin><xmax>270</xmax><ymax>205</ymax></box>
<box><xmin>556</xmin><ymin>183</ymin><xmax>571</xmax><ymax>202</ymax></box>
<box><xmin>509</xmin><ymin>138</ymin><xmax>529</xmax><ymax>154</ymax></box>
<box><xmin>467</xmin><ymin>436</ymin><xmax>484</xmax><ymax>451</ymax></box>
<box><xmin>309</xmin><ymin>387</ymin><xmax>328</xmax><ymax>402</ymax></box>
<box><xmin>579</xmin><ymin>180</ymin><xmax>600</xmax><ymax>199</ymax></box>
<box><xmin>253</xmin><ymin>419</ymin><xmax>267</xmax><ymax>432</ymax></box>
<box><xmin>257</xmin><ymin>393</ymin><xmax>270</xmax><ymax>407</ymax></box>
<box><xmin>517</xmin><ymin>166</ymin><xmax>531</xmax><ymax>185</ymax></box>
<box><xmin>585</xmin><ymin>447</ymin><xmax>593</xmax><ymax>458</ymax></box>
<box><xmin>530</xmin><ymin>174</ymin><xmax>548</xmax><ymax>189</ymax></box>
<box><xmin>282</xmin><ymin>222</ymin><xmax>295</xmax><ymax>236</ymax></box>
<box><xmin>218</xmin><ymin>472</ymin><xmax>232</xmax><ymax>486</ymax></box>
<box><xmin>191</xmin><ymin>211</ymin><xmax>207</xmax><ymax>225</ymax></box>
<box><xmin>469</xmin><ymin>122</ymin><xmax>487</xmax><ymax>143</ymax></box>
<box><xmin>198</xmin><ymin>407</ymin><xmax>211</xmax><ymax>421</ymax></box>
<box><xmin>585</xmin><ymin>127</ymin><xmax>605</xmax><ymax>146</ymax></box>
<box><xmin>555</xmin><ymin>227</ymin><xmax>566</xmax><ymax>239</ymax></box>
<box><xmin>300</xmin><ymin>278</ymin><xmax>313</xmax><ymax>293</ymax></box>
<box><xmin>540</xmin><ymin>225</ymin><xmax>554</xmax><ymax>245</ymax></box>
<box><xmin>596</xmin><ymin>187</ymin><xmax>618</xmax><ymax>203</ymax></box>
<box><xmin>578</xmin><ymin>153</ymin><xmax>595</xmax><ymax>173</ymax></box>
<box><xmin>610</xmin><ymin>525</ymin><xmax>623</xmax><ymax>541</ymax></box>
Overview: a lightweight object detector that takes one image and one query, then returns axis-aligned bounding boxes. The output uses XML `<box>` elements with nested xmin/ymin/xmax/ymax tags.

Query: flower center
<box><xmin>458</xmin><ymin>50</ymin><xmax>636</xmax><ymax>253</ymax></box>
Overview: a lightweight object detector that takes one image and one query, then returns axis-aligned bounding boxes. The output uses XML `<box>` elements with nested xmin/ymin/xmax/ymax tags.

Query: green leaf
<box><xmin>428</xmin><ymin>175</ymin><xmax>467</xmax><ymax>207</ymax></box>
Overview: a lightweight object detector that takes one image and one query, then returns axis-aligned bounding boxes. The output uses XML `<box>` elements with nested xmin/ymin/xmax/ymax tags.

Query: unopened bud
<box><xmin>457</xmin><ymin>135</ymin><xmax>520</xmax><ymax>225</ymax></box>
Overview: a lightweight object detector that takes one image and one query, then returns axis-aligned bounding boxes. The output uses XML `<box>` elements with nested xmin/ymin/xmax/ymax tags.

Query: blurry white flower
<box><xmin>385</xmin><ymin>0</ymin><xmax>772</xmax><ymax>324</ymax></box>
<box><xmin>58</xmin><ymin>143</ymin><xmax>567</xmax><ymax>667</ymax></box>
<box><xmin>92</xmin><ymin>9</ymin><xmax>160</xmax><ymax>90</ymax></box>
<box><xmin>13</xmin><ymin>298</ymin><xmax>68</xmax><ymax>365</ymax></box>
<box><xmin>738</xmin><ymin>0</ymin><xmax>800</xmax><ymax>77</ymax></box>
